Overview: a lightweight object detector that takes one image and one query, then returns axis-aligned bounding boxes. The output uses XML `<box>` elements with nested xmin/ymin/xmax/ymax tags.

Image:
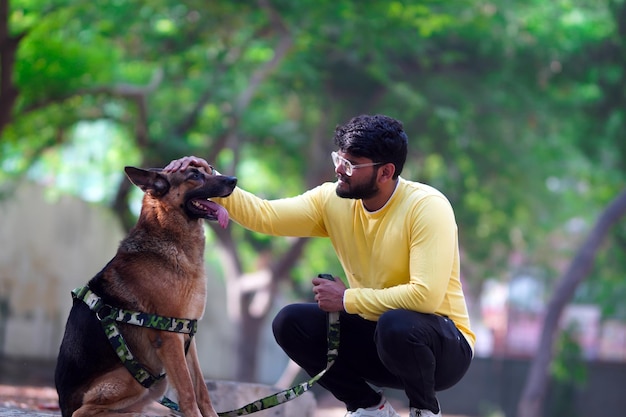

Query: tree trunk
<box><xmin>0</xmin><ymin>0</ymin><xmax>25</xmax><ymax>136</ymax></box>
<box><xmin>235</xmin><ymin>238</ymin><xmax>309</xmax><ymax>381</ymax></box>
<box><xmin>517</xmin><ymin>188</ymin><xmax>626</xmax><ymax>417</ymax></box>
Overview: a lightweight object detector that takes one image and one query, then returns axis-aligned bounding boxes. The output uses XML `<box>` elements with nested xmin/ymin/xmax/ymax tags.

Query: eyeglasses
<box><xmin>331</xmin><ymin>151</ymin><xmax>382</xmax><ymax>176</ymax></box>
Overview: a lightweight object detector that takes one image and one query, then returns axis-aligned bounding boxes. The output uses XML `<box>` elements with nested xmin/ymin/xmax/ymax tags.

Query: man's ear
<box><xmin>124</xmin><ymin>167</ymin><xmax>170</xmax><ymax>196</ymax></box>
<box><xmin>378</xmin><ymin>163</ymin><xmax>396</xmax><ymax>183</ymax></box>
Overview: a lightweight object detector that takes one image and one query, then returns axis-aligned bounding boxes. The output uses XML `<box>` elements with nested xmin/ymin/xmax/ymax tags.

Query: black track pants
<box><xmin>272</xmin><ymin>303</ymin><xmax>472</xmax><ymax>412</ymax></box>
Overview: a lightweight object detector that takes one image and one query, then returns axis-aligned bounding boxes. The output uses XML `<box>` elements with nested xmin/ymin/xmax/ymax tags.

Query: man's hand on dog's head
<box><xmin>165</xmin><ymin>156</ymin><xmax>213</xmax><ymax>173</ymax></box>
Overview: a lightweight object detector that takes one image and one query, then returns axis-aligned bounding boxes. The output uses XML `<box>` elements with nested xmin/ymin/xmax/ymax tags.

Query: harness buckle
<box><xmin>96</xmin><ymin>304</ymin><xmax>114</xmax><ymax>322</ymax></box>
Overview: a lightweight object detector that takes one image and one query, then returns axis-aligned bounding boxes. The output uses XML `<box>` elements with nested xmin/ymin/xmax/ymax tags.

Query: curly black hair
<box><xmin>333</xmin><ymin>114</ymin><xmax>408</xmax><ymax>179</ymax></box>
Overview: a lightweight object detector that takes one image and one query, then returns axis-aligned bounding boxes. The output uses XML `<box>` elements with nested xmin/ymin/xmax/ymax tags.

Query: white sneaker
<box><xmin>409</xmin><ymin>406</ymin><xmax>442</xmax><ymax>417</ymax></box>
<box><xmin>344</xmin><ymin>395</ymin><xmax>401</xmax><ymax>417</ymax></box>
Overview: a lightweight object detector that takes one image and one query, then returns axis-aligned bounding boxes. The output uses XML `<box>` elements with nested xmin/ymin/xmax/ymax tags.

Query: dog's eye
<box><xmin>187</xmin><ymin>170</ymin><xmax>203</xmax><ymax>181</ymax></box>
<box><xmin>207</xmin><ymin>165</ymin><xmax>216</xmax><ymax>175</ymax></box>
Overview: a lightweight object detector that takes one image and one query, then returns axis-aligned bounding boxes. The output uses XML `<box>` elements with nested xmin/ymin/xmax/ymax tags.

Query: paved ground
<box><xmin>0</xmin><ymin>386</ymin><xmax>466</xmax><ymax>417</ymax></box>
<box><xmin>0</xmin><ymin>384</ymin><xmax>411</xmax><ymax>417</ymax></box>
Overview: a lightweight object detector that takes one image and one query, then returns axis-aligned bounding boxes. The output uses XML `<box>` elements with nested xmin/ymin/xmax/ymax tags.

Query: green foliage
<box><xmin>549</xmin><ymin>324</ymin><xmax>587</xmax><ymax>417</ymax></box>
<box><xmin>1</xmin><ymin>0</ymin><xmax>625</xmax><ymax>315</ymax></box>
<box><xmin>15</xmin><ymin>9</ymin><xmax>117</xmax><ymax>104</ymax></box>
<box><xmin>551</xmin><ymin>324</ymin><xmax>587</xmax><ymax>384</ymax></box>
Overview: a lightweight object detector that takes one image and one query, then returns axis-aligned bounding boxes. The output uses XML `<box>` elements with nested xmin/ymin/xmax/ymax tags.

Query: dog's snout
<box><xmin>225</xmin><ymin>176</ymin><xmax>237</xmax><ymax>188</ymax></box>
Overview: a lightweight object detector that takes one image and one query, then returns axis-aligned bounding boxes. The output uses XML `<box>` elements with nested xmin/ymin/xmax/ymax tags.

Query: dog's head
<box><xmin>124</xmin><ymin>165</ymin><xmax>237</xmax><ymax>228</ymax></box>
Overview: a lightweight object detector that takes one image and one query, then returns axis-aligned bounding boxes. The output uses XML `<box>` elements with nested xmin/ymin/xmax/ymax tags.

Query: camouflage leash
<box><xmin>161</xmin><ymin>310</ymin><xmax>340</xmax><ymax>416</ymax></box>
<box><xmin>72</xmin><ymin>285</ymin><xmax>340</xmax><ymax>416</ymax></box>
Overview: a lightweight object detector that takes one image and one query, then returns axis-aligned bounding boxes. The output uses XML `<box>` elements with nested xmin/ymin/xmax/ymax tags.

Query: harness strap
<box><xmin>162</xmin><ymin>311</ymin><xmax>341</xmax><ymax>416</ymax></box>
<box><xmin>72</xmin><ymin>286</ymin><xmax>198</xmax><ymax>388</ymax></box>
<box><xmin>72</xmin><ymin>286</ymin><xmax>197</xmax><ymax>335</ymax></box>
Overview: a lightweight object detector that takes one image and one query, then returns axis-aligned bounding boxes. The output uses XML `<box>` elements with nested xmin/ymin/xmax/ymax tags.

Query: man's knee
<box><xmin>272</xmin><ymin>303</ymin><xmax>325</xmax><ymax>347</ymax></box>
<box><xmin>272</xmin><ymin>303</ymin><xmax>300</xmax><ymax>345</ymax></box>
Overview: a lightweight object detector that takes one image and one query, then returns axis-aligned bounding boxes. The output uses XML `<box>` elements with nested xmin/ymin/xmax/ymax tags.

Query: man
<box><xmin>165</xmin><ymin>114</ymin><xmax>474</xmax><ymax>417</ymax></box>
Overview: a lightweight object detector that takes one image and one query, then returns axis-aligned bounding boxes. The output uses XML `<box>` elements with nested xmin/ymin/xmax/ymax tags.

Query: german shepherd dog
<box><xmin>55</xmin><ymin>165</ymin><xmax>237</xmax><ymax>417</ymax></box>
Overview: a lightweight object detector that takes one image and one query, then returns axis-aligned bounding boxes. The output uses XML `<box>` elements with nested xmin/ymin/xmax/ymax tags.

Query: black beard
<box><xmin>335</xmin><ymin>171</ymin><xmax>379</xmax><ymax>200</ymax></box>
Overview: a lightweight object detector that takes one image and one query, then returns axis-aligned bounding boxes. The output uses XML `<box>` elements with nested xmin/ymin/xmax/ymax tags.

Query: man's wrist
<box><xmin>342</xmin><ymin>288</ymin><xmax>356</xmax><ymax>314</ymax></box>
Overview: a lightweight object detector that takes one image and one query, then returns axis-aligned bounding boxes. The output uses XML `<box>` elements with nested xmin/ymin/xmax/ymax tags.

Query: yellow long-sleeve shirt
<box><xmin>215</xmin><ymin>178</ymin><xmax>475</xmax><ymax>349</ymax></box>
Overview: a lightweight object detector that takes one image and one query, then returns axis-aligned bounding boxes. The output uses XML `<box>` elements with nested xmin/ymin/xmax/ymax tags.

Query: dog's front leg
<box><xmin>157</xmin><ymin>332</ymin><xmax>206</xmax><ymax>417</ymax></box>
<box><xmin>186</xmin><ymin>340</ymin><xmax>218</xmax><ymax>417</ymax></box>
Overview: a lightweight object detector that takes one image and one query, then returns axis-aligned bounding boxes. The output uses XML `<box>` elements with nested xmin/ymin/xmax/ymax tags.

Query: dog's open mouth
<box><xmin>187</xmin><ymin>198</ymin><xmax>230</xmax><ymax>228</ymax></box>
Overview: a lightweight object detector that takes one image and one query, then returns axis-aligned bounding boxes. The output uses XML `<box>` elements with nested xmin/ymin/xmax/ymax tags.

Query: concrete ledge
<box><xmin>0</xmin><ymin>380</ymin><xmax>317</xmax><ymax>417</ymax></box>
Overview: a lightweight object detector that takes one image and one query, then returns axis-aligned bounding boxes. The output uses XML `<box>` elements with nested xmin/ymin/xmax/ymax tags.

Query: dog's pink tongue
<box><xmin>215</xmin><ymin>205</ymin><xmax>229</xmax><ymax>228</ymax></box>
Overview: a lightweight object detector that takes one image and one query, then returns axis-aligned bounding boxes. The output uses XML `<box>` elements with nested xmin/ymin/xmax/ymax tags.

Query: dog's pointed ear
<box><xmin>124</xmin><ymin>167</ymin><xmax>170</xmax><ymax>197</ymax></box>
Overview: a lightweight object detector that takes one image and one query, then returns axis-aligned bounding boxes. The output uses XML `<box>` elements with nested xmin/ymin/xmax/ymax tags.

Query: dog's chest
<box><xmin>135</xmin><ymin>270</ymin><xmax>207</xmax><ymax>319</ymax></box>
<box><xmin>115</xmin><ymin>237</ymin><xmax>208</xmax><ymax>319</ymax></box>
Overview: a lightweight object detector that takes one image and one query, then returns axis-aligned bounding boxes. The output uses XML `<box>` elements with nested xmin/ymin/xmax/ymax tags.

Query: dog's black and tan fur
<box><xmin>55</xmin><ymin>165</ymin><xmax>237</xmax><ymax>417</ymax></box>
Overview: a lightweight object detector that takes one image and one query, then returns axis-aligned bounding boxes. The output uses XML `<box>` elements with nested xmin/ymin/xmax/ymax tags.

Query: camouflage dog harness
<box><xmin>72</xmin><ymin>285</ymin><xmax>197</xmax><ymax>388</ymax></box>
<box><xmin>71</xmin><ymin>284</ymin><xmax>340</xmax><ymax>416</ymax></box>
